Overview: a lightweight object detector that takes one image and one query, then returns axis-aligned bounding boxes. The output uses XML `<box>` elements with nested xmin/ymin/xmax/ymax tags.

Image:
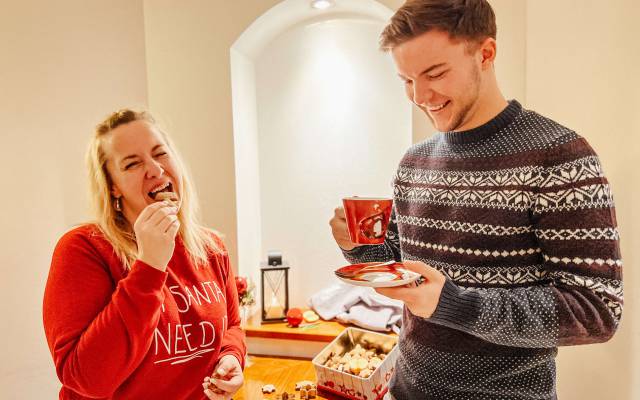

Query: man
<box><xmin>329</xmin><ymin>1</ymin><xmax>623</xmax><ymax>399</ymax></box>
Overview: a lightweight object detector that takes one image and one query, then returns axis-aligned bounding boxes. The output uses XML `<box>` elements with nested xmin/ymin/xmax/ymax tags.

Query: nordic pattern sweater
<box><xmin>344</xmin><ymin>100</ymin><xmax>622</xmax><ymax>400</ymax></box>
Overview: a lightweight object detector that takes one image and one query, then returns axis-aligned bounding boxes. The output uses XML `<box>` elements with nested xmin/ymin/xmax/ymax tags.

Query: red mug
<box><xmin>342</xmin><ymin>197</ymin><xmax>393</xmax><ymax>245</ymax></box>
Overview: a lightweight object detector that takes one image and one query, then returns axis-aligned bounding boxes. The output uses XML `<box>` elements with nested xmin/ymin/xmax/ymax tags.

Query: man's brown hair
<box><xmin>380</xmin><ymin>0</ymin><xmax>497</xmax><ymax>51</ymax></box>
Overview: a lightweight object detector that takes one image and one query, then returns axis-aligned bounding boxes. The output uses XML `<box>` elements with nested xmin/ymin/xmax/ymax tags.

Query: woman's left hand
<box><xmin>203</xmin><ymin>355</ymin><xmax>244</xmax><ymax>400</ymax></box>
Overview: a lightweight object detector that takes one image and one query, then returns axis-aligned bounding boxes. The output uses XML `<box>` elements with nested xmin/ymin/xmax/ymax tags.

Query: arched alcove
<box><xmin>230</xmin><ymin>0</ymin><xmax>412</xmax><ymax>311</ymax></box>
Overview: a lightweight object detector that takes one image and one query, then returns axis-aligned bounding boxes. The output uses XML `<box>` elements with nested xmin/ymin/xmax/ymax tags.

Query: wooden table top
<box><xmin>238</xmin><ymin>312</ymin><xmax>397</xmax><ymax>399</ymax></box>
<box><xmin>235</xmin><ymin>355</ymin><xmax>340</xmax><ymax>400</ymax></box>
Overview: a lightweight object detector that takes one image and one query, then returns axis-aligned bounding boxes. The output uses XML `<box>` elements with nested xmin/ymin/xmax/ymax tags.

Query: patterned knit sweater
<box><xmin>343</xmin><ymin>100</ymin><xmax>622</xmax><ymax>400</ymax></box>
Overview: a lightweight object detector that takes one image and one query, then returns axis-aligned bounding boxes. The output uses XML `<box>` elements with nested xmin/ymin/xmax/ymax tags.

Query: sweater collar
<box><xmin>440</xmin><ymin>100</ymin><xmax>522</xmax><ymax>145</ymax></box>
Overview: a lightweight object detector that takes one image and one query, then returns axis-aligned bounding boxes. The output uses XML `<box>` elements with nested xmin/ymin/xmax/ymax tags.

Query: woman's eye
<box><xmin>124</xmin><ymin>162</ymin><xmax>139</xmax><ymax>170</ymax></box>
<box><xmin>154</xmin><ymin>152</ymin><xmax>167</xmax><ymax>158</ymax></box>
<box><xmin>428</xmin><ymin>71</ymin><xmax>446</xmax><ymax>79</ymax></box>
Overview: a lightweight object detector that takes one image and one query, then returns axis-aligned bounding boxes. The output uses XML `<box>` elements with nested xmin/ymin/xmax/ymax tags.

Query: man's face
<box><xmin>392</xmin><ymin>29</ymin><xmax>484</xmax><ymax>132</ymax></box>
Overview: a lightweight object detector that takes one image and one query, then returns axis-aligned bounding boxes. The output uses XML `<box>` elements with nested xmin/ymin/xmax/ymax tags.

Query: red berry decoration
<box><xmin>286</xmin><ymin>308</ymin><xmax>304</xmax><ymax>327</ymax></box>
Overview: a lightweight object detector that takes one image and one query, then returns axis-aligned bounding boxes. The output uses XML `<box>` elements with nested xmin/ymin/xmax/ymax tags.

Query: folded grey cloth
<box><xmin>308</xmin><ymin>281</ymin><xmax>404</xmax><ymax>332</ymax></box>
<box><xmin>336</xmin><ymin>304</ymin><xmax>396</xmax><ymax>331</ymax></box>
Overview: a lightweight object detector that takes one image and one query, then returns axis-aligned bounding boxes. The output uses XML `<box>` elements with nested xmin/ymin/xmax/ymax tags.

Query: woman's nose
<box><xmin>145</xmin><ymin>159</ymin><xmax>164</xmax><ymax>178</ymax></box>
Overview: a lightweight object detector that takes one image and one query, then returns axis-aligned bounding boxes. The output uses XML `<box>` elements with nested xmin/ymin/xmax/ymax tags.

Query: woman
<box><xmin>43</xmin><ymin>110</ymin><xmax>245</xmax><ymax>399</ymax></box>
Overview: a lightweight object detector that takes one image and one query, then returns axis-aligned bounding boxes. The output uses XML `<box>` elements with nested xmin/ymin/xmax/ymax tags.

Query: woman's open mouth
<box><xmin>148</xmin><ymin>182</ymin><xmax>174</xmax><ymax>201</ymax></box>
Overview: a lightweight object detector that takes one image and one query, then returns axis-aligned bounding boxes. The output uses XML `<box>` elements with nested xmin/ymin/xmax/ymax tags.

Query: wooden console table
<box><xmin>244</xmin><ymin>311</ymin><xmax>350</xmax><ymax>342</ymax></box>
<box><xmin>243</xmin><ymin>311</ymin><xmax>397</xmax><ymax>358</ymax></box>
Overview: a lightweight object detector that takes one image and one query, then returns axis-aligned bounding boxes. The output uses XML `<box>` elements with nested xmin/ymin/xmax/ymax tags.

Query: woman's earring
<box><xmin>114</xmin><ymin>197</ymin><xmax>122</xmax><ymax>212</ymax></box>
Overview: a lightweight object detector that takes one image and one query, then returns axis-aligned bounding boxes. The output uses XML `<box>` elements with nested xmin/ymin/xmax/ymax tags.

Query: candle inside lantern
<box><xmin>266</xmin><ymin>294</ymin><xmax>283</xmax><ymax>319</ymax></box>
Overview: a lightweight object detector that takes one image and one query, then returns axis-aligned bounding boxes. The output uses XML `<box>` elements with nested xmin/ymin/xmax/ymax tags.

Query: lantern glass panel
<box><xmin>261</xmin><ymin>266</ymin><xmax>289</xmax><ymax>322</ymax></box>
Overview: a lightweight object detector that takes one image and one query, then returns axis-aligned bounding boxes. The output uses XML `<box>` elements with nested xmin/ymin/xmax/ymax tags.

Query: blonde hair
<box><xmin>86</xmin><ymin>109</ymin><xmax>219</xmax><ymax>269</ymax></box>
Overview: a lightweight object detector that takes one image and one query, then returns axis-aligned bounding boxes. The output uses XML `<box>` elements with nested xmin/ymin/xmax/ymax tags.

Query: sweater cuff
<box><xmin>129</xmin><ymin>260</ymin><xmax>168</xmax><ymax>291</ymax></box>
<box><xmin>341</xmin><ymin>245</ymin><xmax>379</xmax><ymax>264</ymax></box>
<box><xmin>218</xmin><ymin>351</ymin><xmax>245</xmax><ymax>370</ymax></box>
<box><xmin>428</xmin><ymin>278</ymin><xmax>482</xmax><ymax>332</ymax></box>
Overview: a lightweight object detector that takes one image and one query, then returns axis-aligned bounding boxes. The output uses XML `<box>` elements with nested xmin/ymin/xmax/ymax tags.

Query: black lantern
<box><xmin>260</xmin><ymin>251</ymin><xmax>289</xmax><ymax>323</ymax></box>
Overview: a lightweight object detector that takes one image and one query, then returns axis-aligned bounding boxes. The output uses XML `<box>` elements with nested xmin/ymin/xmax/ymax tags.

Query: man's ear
<box><xmin>479</xmin><ymin>37</ymin><xmax>497</xmax><ymax>70</ymax></box>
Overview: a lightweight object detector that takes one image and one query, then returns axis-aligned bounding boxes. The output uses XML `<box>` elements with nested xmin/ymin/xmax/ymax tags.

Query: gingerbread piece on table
<box><xmin>295</xmin><ymin>381</ymin><xmax>315</xmax><ymax>391</ymax></box>
<box><xmin>261</xmin><ymin>384</ymin><xmax>276</xmax><ymax>394</ymax></box>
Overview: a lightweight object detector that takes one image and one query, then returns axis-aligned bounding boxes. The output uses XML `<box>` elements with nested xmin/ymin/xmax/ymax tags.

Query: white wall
<box><xmin>230</xmin><ymin>49</ymin><xmax>264</xmax><ymax>294</ymax></box>
<box><xmin>254</xmin><ymin>18</ymin><xmax>411</xmax><ymax>308</ymax></box>
<box><xmin>0</xmin><ymin>1</ymin><xmax>148</xmax><ymax>398</ymax></box>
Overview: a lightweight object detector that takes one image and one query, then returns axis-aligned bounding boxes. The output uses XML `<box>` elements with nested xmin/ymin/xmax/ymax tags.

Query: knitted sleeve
<box><xmin>341</xmin><ymin>206</ymin><xmax>403</xmax><ymax>264</ymax></box>
<box><xmin>428</xmin><ymin>138</ymin><xmax>623</xmax><ymax>347</ymax></box>
<box><xmin>43</xmin><ymin>229</ymin><xmax>167</xmax><ymax>397</ymax></box>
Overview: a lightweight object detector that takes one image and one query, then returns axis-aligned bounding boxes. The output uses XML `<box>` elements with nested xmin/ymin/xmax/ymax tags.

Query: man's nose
<box><xmin>412</xmin><ymin>81</ymin><xmax>432</xmax><ymax>107</ymax></box>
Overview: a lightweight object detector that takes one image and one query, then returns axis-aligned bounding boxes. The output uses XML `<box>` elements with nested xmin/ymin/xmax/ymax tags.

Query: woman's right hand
<box><xmin>134</xmin><ymin>201</ymin><xmax>180</xmax><ymax>271</ymax></box>
<box><xmin>202</xmin><ymin>355</ymin><xmax>244</xmax><ymax>400</ymax></box>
